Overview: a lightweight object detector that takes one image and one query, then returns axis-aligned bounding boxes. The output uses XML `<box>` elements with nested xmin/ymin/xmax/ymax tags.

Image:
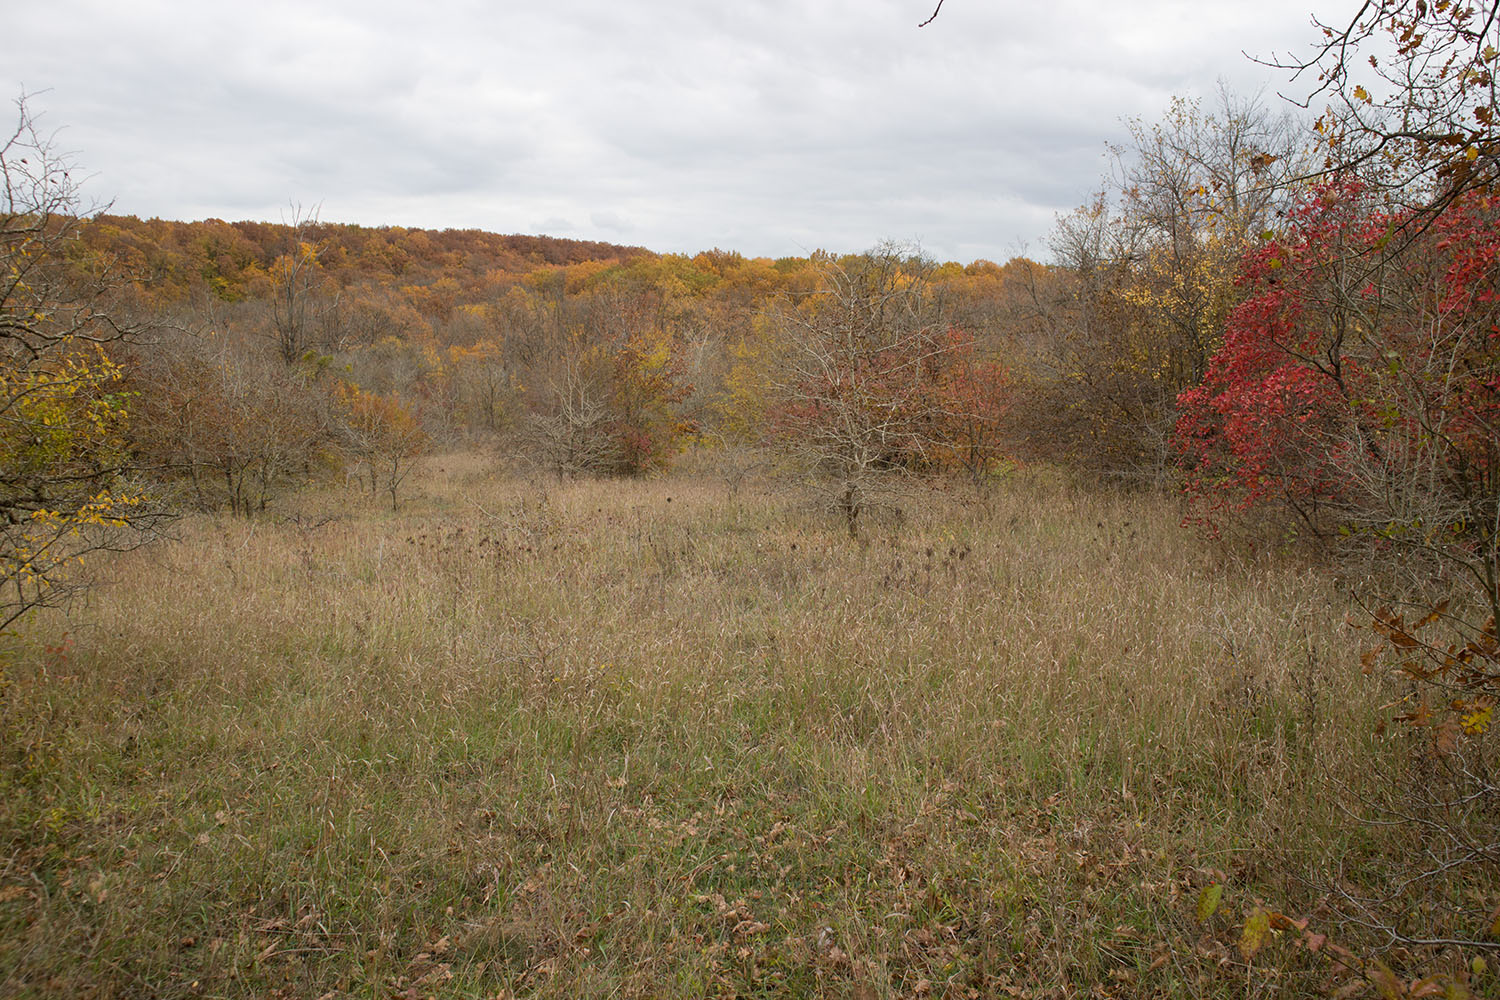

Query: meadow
<box><xmin>0</xmin><ymin>453</ymin><xmax>1440</xmax><ymax>998</ymax></box>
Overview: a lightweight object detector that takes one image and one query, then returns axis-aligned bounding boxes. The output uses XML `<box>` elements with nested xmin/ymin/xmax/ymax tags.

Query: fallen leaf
<box><xmin>1197</xmin><ymin>884</ymin><xmax>1224</xmax><ymax>922</ymax></box>
<box><xmin>1239</xmin><ymin>908</ymin><xmax>1271</xmax><ymax>961</ymax></box>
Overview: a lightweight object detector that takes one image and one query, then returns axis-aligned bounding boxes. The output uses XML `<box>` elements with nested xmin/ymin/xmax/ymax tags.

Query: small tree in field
<box><xmin>0</xmin><ymin>95</ymin><xmax>165</xmax><ymax>630</ymax></box>
<box><xmin>526</xmin><ymin>331</ymin><xmax>621</xmax><ymax>480</ymax></box>
<box><xmin>527</xmin><ymin>325</ymin><xmax>696</xmax><ymax>480</ymax></box>
<box><xmin>128</xmin><ymin>335</ymin><xmax>335</xmax><ymax>515</ymax></box>
<box><xmin>769</xmin><ymin>245</ymin><xmax>978</xmax><ymax>534</ymax></box>
<box><xmin>335</xmin><ymin>384</ymin><xmax>429</xmax><ymax>511</ymax></box>
<box><xmin>935</xmin><ymin>329</ymin><xmax>1012</xmax><ymax>483</ymax></box>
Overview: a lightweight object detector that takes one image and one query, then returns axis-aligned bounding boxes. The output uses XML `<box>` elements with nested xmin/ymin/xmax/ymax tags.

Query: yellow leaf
<box><xmin>1354</xmin><ymin>85</ymin><xmax>1371</xmax><ymax>102</ymax></box>
<box><xmin>1197</xmin><ymin>884</ymin><xmax>1224</xmax><ymax>922</ymax></box>
<box><xmin>1239</xmin><ymin>908</ymin><xmax>1271</xmax><ymax>960</ymax></box>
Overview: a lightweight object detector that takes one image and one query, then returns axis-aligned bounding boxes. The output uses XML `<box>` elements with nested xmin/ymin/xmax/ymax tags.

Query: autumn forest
<box><xmin>3</xmin><ymin>2</ymin><xmax>1500</xmax><ymax>997</ymax></box>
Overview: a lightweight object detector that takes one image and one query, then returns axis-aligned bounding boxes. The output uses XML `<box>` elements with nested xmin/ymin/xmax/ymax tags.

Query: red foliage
<box><xmin>934</xmin><ymin>328</ymin><xmax>1012</xmax><ymax>478</ymax></box>
<box><xmin>1177</xmin><ymin>179</ymin><xmax>1500</xmax><ymax>525</ymax></box>
<box><xmin>1176</xmin><ymin>178</ymin><xmax>1500</xmax><ymax>621</ymax></box>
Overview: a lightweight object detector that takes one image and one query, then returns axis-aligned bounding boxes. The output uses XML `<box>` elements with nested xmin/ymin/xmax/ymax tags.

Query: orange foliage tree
<box><xmin>334</xmin><ymin>383</ymin><xmax>429</xmax><ymax>510</ymax></box>
<box><xmin>128</xmin><ymin>340</ymin><xmax>334</xmax><ymax>515</ymax></box>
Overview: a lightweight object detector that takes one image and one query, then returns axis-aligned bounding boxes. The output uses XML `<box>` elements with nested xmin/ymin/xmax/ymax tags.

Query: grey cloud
<box><xmin>9</xmin><ymin>0</ymin><xmax>1321</xmax><ymax>261</ymax></box>
<box><xmin>589</xmin><ymin>210</ymin><xmax>632</xmax><ymax>233</ymax></box>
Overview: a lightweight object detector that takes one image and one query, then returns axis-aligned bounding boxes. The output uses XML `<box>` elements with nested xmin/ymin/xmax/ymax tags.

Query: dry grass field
<box><xmin>0</xmin><ymin>452</ymin><xmax>1467</xmax><ymax>998</ymax></box>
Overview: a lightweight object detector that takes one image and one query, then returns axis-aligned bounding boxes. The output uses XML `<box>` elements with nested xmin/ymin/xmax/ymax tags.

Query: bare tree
<box><xmin>269</xmin><ymin>204</ymin><xmax>338</xmax><ymax>365</ymax></box>
<box><xmin>1271</xmin><ymin>0</ymin><xmax>1500</xmax><ymax>206</ymax></box>
<box><xmin>1119</xmin><ymin>84</ymin><xmax>1311</xmax><ymax>245</ymax></box>
<box><xmin>333</xmin><ymin>384</ymin><xmax>429</xmax><ymax>511</ymax></box>
<box><xmin>526</xmin><ymin>355</ymin><xmax>618</xmax><ymax>479</ymax></box>
<box><xmin>768</xmin><ymin>244</ymin><xmax>957</xmax><ymax>535</ymax></box>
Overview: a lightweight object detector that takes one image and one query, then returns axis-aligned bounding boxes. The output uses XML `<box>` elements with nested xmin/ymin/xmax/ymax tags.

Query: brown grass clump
<box><xmin>0</xmin><ymin>453</ymin><xmax>1466</xmax><ymax>998</ymax></box>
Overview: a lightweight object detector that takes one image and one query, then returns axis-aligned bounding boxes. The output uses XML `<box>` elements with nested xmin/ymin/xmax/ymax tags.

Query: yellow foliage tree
<box><xmin>610</xmin><ymin>327</ymin><xmax>696</xmax><ymax>474</ymax></box>
<box><xmin>0</xmin><ymin>95</ymin><xmax>164</xmax><ymax>630</ymax></box>
<box><xmin>1036</xmin><ymin>87</ymin><xmax>1312</xmax><ymax>481</ymax></box>
<box><xmin>716</xmin><ymin>314</ymin><xmax>778</xmax><ymax>443</ymax></box>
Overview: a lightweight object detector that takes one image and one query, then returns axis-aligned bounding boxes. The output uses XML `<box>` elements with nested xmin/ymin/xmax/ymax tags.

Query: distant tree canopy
<box><xmin>62</xmin><ymin>211</ymin><xmax>1038</xmax><ymax>493</ymax></box>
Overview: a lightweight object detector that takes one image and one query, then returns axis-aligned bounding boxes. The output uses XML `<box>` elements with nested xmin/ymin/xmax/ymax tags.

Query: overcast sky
<box><xmin>8</xmin><ymin>0</ymin><xmax>1330</xmax><ymax>264</ymax></box>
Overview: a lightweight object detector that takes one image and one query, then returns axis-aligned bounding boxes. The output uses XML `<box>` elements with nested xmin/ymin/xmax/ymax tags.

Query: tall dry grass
<box><xmin>0</xmin><ymin>453</ymin><xmax>1446</xmax><ymax>997</ymax></box>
